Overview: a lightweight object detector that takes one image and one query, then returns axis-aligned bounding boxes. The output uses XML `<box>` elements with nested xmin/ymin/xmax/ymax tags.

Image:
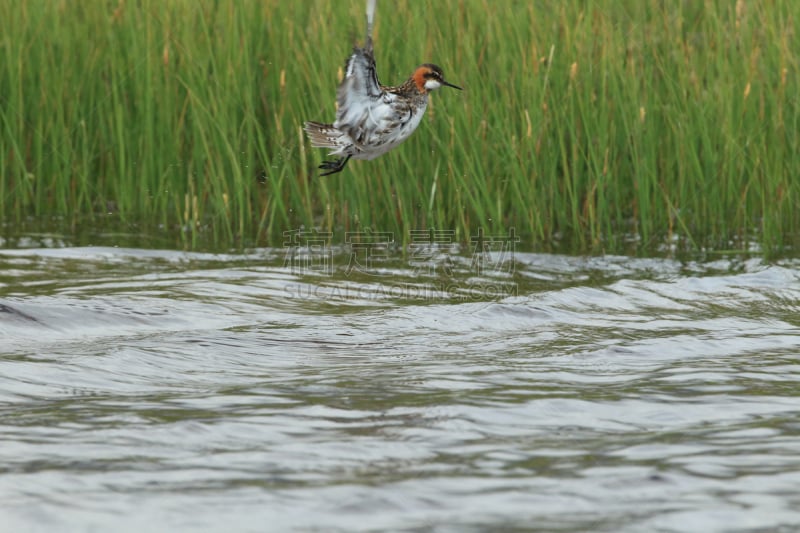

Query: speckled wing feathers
<box><xmin>334</xmin><ymin>36</ymin><xmax>395</xmax><ymax>146</ymax></box>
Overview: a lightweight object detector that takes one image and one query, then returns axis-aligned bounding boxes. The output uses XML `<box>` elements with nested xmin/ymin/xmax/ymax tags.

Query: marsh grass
<box><xmin>1</xmin><ymin>0</ymin><xmax>798</xmax><ymax>254</ymax></box>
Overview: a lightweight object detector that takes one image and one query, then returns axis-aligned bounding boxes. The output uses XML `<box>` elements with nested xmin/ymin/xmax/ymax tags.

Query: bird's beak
<box><xmin>442</xmin><ymin>79</ymin><xmax>462</xmax><ymax>90</ymax></box>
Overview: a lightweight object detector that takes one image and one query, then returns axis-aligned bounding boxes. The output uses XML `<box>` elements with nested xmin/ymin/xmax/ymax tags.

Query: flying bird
<box><xmin>304</xmin><ymin>36</ymin><xmax>461</xmax><ymax>176</ymax></box>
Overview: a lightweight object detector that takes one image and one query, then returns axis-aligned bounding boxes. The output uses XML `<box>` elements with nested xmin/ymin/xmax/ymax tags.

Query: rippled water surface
<box><xmin>2</xmin><ymin>245</ymin><xmax>800</xmax><ymax>532</ymax></box>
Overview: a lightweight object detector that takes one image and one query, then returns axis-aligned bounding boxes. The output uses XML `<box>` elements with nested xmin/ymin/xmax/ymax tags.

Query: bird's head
<box><xmin>412</xmin><ymin>64</ymin><xmax>462</xmax><ymax>94</ymax></box>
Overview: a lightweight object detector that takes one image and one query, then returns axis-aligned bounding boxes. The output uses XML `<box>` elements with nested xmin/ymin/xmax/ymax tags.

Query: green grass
<box><xmin>1</xmin><ymin>0</ymin><xmax>798</xmax><ymax>255</ymax></box>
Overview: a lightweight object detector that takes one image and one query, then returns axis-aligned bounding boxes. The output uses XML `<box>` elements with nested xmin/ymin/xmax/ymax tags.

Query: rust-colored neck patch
<box><xmin>412</xmin><ymin>67</ymin><xmax>430</xmax><ymax>94</ymax></box>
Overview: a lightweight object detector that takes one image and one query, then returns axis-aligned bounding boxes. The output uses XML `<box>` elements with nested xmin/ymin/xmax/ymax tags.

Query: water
<box><xmin>1</xmin><ymin>244</ymin><xmax>800</xmax><ymax>532</ymax></box>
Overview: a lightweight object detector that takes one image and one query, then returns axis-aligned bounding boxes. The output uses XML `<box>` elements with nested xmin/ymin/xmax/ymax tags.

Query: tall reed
<box><xmin>1</xmin><ymin>0</ymin><xmax>797</xmax><ymax>255</ymax></box>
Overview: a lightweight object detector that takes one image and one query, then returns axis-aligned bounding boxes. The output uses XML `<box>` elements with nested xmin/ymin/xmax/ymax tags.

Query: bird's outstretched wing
<box><xmin>334</xmin><ymin>37</ymin><xmax>389</xmax><ymax>134</ymax></box>
<box><xmin>338</xmin><ymin>37</ymin><xmax>381</xmax><ymax>100</ymax></box>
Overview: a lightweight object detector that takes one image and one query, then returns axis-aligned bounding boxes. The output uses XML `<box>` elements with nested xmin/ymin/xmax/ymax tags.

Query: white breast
<box><xmin>358</xmin><ymin>98</ymin><xmax>429</xmax><ymax>160</ymax></box>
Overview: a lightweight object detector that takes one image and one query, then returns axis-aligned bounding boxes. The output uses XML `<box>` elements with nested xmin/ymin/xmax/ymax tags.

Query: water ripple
<box><xmin>1</xmin><ymin>247</ymin><xmax>800</xmax><ymax>531</ymax></box>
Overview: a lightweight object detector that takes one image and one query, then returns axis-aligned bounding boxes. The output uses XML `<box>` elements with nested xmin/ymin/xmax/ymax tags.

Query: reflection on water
<box><xmin>1</xmin><ymin>246</ymin><xmax>799</xmax><ymax>531</ymax></box>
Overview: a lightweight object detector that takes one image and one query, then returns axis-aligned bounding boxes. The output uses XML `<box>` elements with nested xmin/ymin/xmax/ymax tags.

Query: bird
<box><xmin>304</xmin><ymin>36</ymin><xmax>461</xmax><ymax>176</ymax></box>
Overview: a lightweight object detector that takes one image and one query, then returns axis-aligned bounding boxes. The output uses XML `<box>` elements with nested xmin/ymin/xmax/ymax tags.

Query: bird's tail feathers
<box><xmin>303</xmin><ymin>121</ymin><xmax>343</xmax><ymax>149</ymax></box>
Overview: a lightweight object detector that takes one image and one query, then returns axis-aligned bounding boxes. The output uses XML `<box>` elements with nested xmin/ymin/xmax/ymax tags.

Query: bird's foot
<box><xmin>318</xmin><ymin>155</ymin><xmax>351</xmax><ymax>177</ymax></box>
